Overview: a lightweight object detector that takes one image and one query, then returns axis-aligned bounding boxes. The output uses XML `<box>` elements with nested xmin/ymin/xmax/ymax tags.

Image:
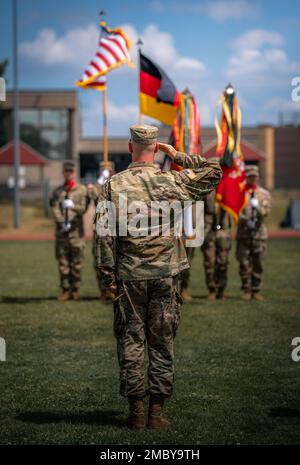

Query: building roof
<box><xmin>203</xmin><ymin>139</ymin><xmax>266</xmax><ymax>161</ymax></box>
<box><xmin>0</xmin><ymin>141</ymin><xmax>49</xmax><ymax>166</ymax></box>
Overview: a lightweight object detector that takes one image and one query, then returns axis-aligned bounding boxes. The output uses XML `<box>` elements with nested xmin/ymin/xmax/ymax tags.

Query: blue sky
<box><xmin>1</xmin><ymin>0</ymin><xmax>300</xmax><ymax>136</ymax></box>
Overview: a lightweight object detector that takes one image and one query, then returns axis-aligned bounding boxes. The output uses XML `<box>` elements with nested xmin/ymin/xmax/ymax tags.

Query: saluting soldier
<box><xmin>50</xmin><ymin>160</ymin><xmax>88</xmax><ymax>301</ymax></box>
<box><xmin>236</xmin><ymin>165</ymin><xmax>271</xmax><ymax>301</ymax></box>
<box><xmin>201</xmin><ymin>189</ymin><xmax>232</xmax><ymax>300</ymax></box>
<box><xmin>94</xmin><ymin>125</ymin><xmax>222</xmax><ymax>429</ymax></box>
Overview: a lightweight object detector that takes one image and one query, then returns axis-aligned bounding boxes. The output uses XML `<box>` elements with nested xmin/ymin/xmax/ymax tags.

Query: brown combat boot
<box><xmin>241</xmin><ymin>292</ymin><xmax>252</xmax><ymax>301</ymax></box>
<box><xmin>71</xmin><ymin>291</ymin><xmax>80</xmax><ymax>301</ymax></box>
<box><xmin>147</xmin><ymin>396</ymin><xmax>170</xmax><ymax>429</ymax></box>
<box><xmin>208</xmin><ymin>291</ymin><xmax>216</xmax><ymax>301</ymax></box>
<box><xmin>217</xmin><ymin>289</ymin><xmax>227</xmax><ymax>300</ymax></box>
<box><xmin>57</xmin><ymin>290</ymin><xmax>70</xmax><ymax>302</ymax></box>
<box><xmin>128</xmin><ymin>397</ymin><xmax>145</xmax><ymax>429</ymax></box>
<box><xmin>252</xmin><ymin>292</ymin><xmax>264</xmax><ymax>301</ymax></box>
<box><xmin>180</xmin><ymin>288</ymin><xmax>193</xmax><ymax>303</ymax></box>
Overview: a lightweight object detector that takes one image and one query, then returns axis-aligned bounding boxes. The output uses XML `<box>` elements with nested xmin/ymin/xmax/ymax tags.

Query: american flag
<box><xmin>81</xmin><ymin>75</ymin><xmax>106</xmax><ymax>91</ymax></box>
<box><xmin>76</xmin><ymin>22</ymin><xmax>134</xmax><ymax>89</ymax></box>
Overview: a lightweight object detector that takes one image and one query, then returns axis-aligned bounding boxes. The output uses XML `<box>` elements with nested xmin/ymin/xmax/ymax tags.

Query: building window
<box><xmin>19</xmin><ymin>108</ymin><xmax>70</xmax><ymax>160</ymax></box>
<box><xmin>0</xmin><ymin>108</ymin><xmax>70</xmax><ymax>159</ymax></box>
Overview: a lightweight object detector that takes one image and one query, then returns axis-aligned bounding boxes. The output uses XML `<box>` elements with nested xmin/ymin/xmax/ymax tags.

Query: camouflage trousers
<box><xmin>201</xmin><ymin>231</ymin><xmax>231</xmax><ymax>292</ymax></box>
<box><xmin>180</xmin><ymin>247</ymin><xmax>195</xmax><ymax>290</ymax></box>
<box><xmin>236</xmin><ymin>238</ymin><xmax>267</xmax><ymax>292</ymax></box>
<box><xmin>55</xmin><ymin>235</ymin><xmax>85</xmax><ymax>291</ymax></box>
<box><xmin>113</xmin><ymin>276</ymin><xmax>182</xmax><ymax>399</ymax></box>
<box><xmin>92</xmin><ymin>232</ymin><xmax>105</xmax><ymax>293</ymax></box>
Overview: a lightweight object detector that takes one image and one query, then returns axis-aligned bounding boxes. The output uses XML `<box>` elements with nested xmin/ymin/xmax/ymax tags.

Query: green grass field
<box><xmin>0</xmin><ymin>239</ymin><xmax>300</xmax><ymax>445</ymax></box>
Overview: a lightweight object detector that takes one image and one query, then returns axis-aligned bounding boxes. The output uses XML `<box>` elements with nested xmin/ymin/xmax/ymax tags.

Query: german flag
<box><xmin>139</xmin><ymin>53</ymin><xmax>180</xmax><ymax>125</ymax></box>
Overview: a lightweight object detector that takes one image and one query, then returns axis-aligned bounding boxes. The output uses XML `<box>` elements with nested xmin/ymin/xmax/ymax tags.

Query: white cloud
<box><xmin>19</xmin><ymin>22</ymin><xmax>205</xmax><ymax>77</ymax></box>
<box><xmin>225</xmin><ymin>29</ymin><xmax>300</xmax><ymax>87</ymax></box>
<box><xmin>230</xmin><ymin>29</ymin><xmax>284</xmax><ymax>51</ymax></box>
<box><xmin>19</xmin><ymin>24</ymin><xmax>99</xmax><ymax>67</ymax></box>
<box><xmin>122</xmin><ymin>24</ymin><xmax>205</xmax><ymax>74</ymax></box>
<box><xmin>149</xmin><ymin>0</ymin><xmax>259</xmax><ymax>21</ymax></box>
<box><xmin>206</xmin><ymin>0</ymin><xmax>258</xmax><ymax>21</ymax></box>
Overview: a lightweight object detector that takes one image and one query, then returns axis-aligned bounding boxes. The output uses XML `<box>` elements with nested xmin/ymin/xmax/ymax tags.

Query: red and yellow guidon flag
<box><xmin>76</xmin><ymin>21</ymin><xmax>134</xmax><ymax>89</ymax></box>
<box><xmin>215</xmin><ymin>84</ymin><xmax>246</xmax><ymax>222</ymax></box>
<box><xmin>140</xmin><ymin>53</ymin><xmax>181</xmax><ymax>125</ymax></box>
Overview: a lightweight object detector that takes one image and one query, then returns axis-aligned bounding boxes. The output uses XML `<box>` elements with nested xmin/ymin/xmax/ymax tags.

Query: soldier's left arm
<box><xmin>94</xmin><ymin>181</ymin><xmax>116</xmax><ymax>288</ymax></box>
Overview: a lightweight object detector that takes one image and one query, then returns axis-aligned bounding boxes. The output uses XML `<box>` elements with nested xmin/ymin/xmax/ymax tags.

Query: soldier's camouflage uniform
<box><xmin>201</xmin><ymin>190</ymin><xmax>232</xmax><ymax>294</ymax></box>
<box><xmin>87</xmin><ymin>182</ymin><xmax>105</xmax><ymax>294</ymax></box>
<box><xmin>95</xmin><ymin>152</ymin><xmax>222</xmax><ymax>399</ymax></box>
<box><xmin>236</xmin><ymin>186</ymin><xmax>271</xmax><ymax>293</ymax></box>
<box><xmin>50</xmin><ymin>182</ymin><xmax>87</xmax><ymax>291</ymax></box>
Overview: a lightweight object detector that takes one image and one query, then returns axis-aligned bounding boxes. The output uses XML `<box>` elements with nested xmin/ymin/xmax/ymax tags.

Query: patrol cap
<box><xmin>130</xmin><ymin>124</ymin><xmax>158</xmax><ymax>145</ymax></box>
<box><xmin>63</xmin><ymin>160</ymin><xmax>75</xmax><ymax>171</ymax></box>
<box><xmin>246</xmin><ymin>165</ymin><xmax>259</xmax><ymax>177</ymax></box>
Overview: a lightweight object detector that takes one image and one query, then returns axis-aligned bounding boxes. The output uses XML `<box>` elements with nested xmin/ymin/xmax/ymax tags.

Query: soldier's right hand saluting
<box><xmin>158</xmin><ymin>142</ymin><xmax>177</xmax><ymax>160</ymax></box>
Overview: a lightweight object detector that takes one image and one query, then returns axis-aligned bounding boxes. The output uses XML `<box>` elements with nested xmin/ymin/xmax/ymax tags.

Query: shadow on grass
<box><xmin>0</xmin><ymin>296</ymin><xmax>105</xmax><ymax>304</ymax></box>
<box><xmin>270</xmin><ymin>407</ymin><xmax>300</xmax><ymax>419</ymax></box>
<box><xmin>16</xmin><ymin>410</ymin><xmax>125</xmax><ymax>427</ymax></box>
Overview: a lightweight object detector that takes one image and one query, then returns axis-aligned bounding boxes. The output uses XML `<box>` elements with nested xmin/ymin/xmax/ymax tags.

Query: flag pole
<box><xmin>102</xmin><ymin>88</ymin><xmax>108</xmax><ymax>165</ymax></box>
<box><xmin>137</xmin><ymin>38</ymin><xmax>143</xmax><ymax>124</ymax></box>
<box><xmin>99</xmin><ymin>10</ymin><xmax>109</xmax><ymax>167</ymax></box>
<box><xmin>13</xmin><ymin>0</ymin><xmax>20</xmax><ymax>228</ymax></box>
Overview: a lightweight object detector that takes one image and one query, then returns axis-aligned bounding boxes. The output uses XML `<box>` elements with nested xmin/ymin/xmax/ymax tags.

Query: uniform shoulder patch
<box><xmin>183</xmin><ymin>169</ymin><xmax>196</xmax><ymax>180</ymax></box>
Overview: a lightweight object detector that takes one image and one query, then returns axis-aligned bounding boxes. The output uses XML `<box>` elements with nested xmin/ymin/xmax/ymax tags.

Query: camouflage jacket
<box><xmin>50</xmin><ymin>182</ymin><xmax>88</xmax><ymax>238</ymax></box>
<box><xmin>94</xmin><ymin>152</ymin><xmax>222</xmax><ymax>285</ymax></box>
<box><xmin>237</xmin><ymin>186</ymin><xmax>271</xmax><ymax>240</ymax></box>
<box><xmin>203</xmin><ymin>190</ymin><xmax>232</xmax><ymax>238</ymax></box>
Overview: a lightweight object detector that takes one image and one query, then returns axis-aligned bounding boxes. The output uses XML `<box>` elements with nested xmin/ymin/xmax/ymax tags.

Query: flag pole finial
<box><xmin>137</xmin><ymin>38</ymin><xmax>143</xmax><ymax>50</ymax></box>
<box><xmin>225</xmin><ymin>82</ymin><xmax>235</xmax><ymax>95</ymax></box>
<box><xmin>99</xmin><ymin>10</ymin><xmax>106</xmax><ymax>27</ymax></box>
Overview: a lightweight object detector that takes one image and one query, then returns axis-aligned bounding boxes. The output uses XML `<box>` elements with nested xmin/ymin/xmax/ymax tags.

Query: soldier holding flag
<box><xmin>236</xmin><ymin>165</ymin><xmax>271</xmax><ymax>301</ymax></box>
<box><xmin>50</xmin><ymin>161</ymin><xmax>88</xmax><ymax>301</ymax></box>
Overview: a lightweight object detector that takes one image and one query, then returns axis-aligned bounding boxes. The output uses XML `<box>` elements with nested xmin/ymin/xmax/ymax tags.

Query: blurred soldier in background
<box><xmin>50</xmin><ymin>161</ymin><xmax>87</xmax><ymax>301</ymax></box>
<box><xmin>87</xmin><ymin>161</ymin><xmax>115</xmax><ymax>301</ymax></box>
<box><xmin>201</xmin><ymin>189</ymin><xmax>232</xmax><ymax>300</ymax></box>
<box><xmin>236</xmin><ymin>165</ymin><xmax>271</xmax><ymax>301</ymax></box>
<box><xmin>94</xmin><ymin>124</ymin><xmax>222</xmax><ymax>429</ymax></box>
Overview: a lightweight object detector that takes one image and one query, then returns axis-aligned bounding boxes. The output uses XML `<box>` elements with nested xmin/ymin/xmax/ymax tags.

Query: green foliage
<box><xmin>0</xmin><ymin>239</ymin><xmax>300</xmax><ymax>444</ymax></box>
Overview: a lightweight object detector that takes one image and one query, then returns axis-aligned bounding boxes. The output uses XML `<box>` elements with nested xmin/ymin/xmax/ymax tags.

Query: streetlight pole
<box><xmin>13</xmin><ymin>0</ymin><xmax>20</xmax><ymax>228</ymax></box>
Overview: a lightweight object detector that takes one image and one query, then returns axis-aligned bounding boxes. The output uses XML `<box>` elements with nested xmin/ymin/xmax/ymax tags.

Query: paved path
<box><xmin>1</xmin><ymin>228</ymin><xmax>300</xmax><ymax>241</ymax></box>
